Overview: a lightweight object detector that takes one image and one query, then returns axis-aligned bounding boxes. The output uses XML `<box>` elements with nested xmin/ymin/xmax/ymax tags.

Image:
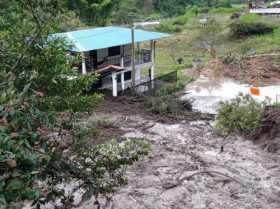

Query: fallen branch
<box><xmin>176</xmin><ymin>170</ymin><xmax>247</xmax><ymax>188</ymax></box>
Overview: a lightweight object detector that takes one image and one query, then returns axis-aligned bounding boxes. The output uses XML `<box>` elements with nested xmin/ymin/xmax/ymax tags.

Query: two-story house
<box><xmin>52</xmin><ymin>26</ymin><xmax>170</xmax><ymax>96</ymax></box>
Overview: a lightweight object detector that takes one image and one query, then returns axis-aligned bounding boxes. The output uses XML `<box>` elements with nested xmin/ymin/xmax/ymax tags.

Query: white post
<box><xmin>121</xmin><ymin>72</ymin><xmax>125</xmax><ymax>91</ymax></box>
<box><xmin>81</xmin><ymin>52</ymin><xmax>87</xmax><ymax>75</ymax></box>
<box><xmin>150</xmin><ymin>41</ymin><xmax>155</xmax><ymax>88</ymax></box>
<box><xmin>112</xmin><ymin>73</ymin><xmax>118</xmax><ymax>97</ymax></box>
<box><xmin>121</xmin><ymin>45</ymin><xmax>124</xmax><ymax>68</ymax></box>
<box><xmin>131</xmin><ymin>27</ymin><xmax>136</xmax><ymax>87</ymax></box>
<box><xmin>121</xmin><ymin>57</ymin><xmax>124</xmax><ymax>68</ymax></box>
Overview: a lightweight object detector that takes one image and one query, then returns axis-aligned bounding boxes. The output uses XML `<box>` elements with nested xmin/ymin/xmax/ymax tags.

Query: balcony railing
<box><xmin>86</xmin><ymin>49</ymin><xmax>152</xmax><ymax>71</ymax></box>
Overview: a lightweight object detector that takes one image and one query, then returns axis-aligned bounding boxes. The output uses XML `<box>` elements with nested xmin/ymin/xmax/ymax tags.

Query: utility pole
<box><xmin>131</xmin><ymin>26</ymin><xmax>136</xmax><ymax>87</ymax></box>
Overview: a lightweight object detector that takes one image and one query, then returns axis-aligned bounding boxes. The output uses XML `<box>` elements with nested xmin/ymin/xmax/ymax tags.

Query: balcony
<box><xmin>86</xmin><ymin>49</ymin><xmax>152</xmax><ymax>71</ymax></box>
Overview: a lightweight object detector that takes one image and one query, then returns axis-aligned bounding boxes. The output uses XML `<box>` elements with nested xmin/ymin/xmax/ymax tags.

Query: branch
<box><xmin>175</xmin><ymin>170</ymin><xmax>247</xmax><ymax>188</ymax></box>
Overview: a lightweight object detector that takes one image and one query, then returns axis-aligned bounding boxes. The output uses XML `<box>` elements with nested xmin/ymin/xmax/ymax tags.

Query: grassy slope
<box><xmin>153</xmin><ymin>11</ymin><xmax>279</xmax><ymax>82</ymax></box>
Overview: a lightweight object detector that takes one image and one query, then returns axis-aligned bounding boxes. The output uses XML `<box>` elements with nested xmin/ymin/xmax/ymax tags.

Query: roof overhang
<box><xmin>50</xmin><ymin>26</ymin><xmax>170</xmax><ymax>53</ymax></box>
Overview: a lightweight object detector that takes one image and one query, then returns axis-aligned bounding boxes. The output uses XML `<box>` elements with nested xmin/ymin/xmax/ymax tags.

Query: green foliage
<box><xmin>240</xmin><ymin>13</ymin><xmax>258</xmax><ymax>23</ymax></box>
<box><xmin>215</xmin><ymin>94</ymin><xmax>266</xmax><ymax>136</ymax></box>
<box><xmin>1</xmin><ymin>0</ymin><xmax>100</xmax><ymax>113</ymax></box>
<box><xmin>193</xmin><ymin>18</ymin><xmax>224</xmax><ymax>58</ymax></box>
<box><xmin>273</xmin><ymin>27</ymin><xmax>280</xmax><ymax>46</ymax></box>
<box><xmin>230</xmin><ymin>14</ymin><xmax>276</xmax><ymax>38</ymax></box>
<box><xmin>209</xmin><ymin>6</ymin><xmax>241</xmax><ymax>14</ymax></box>
<box><xmin>144</xmin><ymin>95</ymin><xmax>192</xmax><ymax>115</ymax></box>
<box><xmin>155</xmin><ymin>81</ymin><xmax>186</xmax><ymax>97</ymax></box>
<box><xmin>53</xmin><ymin>138</ymin><xmax>150</xmax><ymax>205</ymax></box>
<box><xmin>155</xmin><ymin>6</ymin><xmax>199</xmax><ymax>33</ymax></box>
<box><xmin>64</xmin><ymin>0</ymin><xmax>121</xmax><ymax>25</ymax></box>
<box><xmin>0</xmin><ymin>1</ymin><xmax>150</xmax><ymax>208</ymax></box>
<box><xmin>155</xmin><ymin>21</ymin><xmax>183</xmax><ymax>33</ymax></box>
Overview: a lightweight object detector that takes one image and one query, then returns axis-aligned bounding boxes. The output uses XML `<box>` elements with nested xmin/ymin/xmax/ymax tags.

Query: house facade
<box><xmin>52</xmin><ymin>26</ymin><xmax>170</xmax><ymax>96</ymax></box>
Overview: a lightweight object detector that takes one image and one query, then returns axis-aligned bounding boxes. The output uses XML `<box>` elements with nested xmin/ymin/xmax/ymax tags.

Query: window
<box><xmin>116</xmin><ymin>71</ymin><xmax>132</xmax><ymax>83</ymax></box>
<box><xmin>117</xmin><ymin>74</ymin><xmax>121</xmax><ymax>83</ymax></box>
<box><xmin>124</xmin><ymin>71</ymin><xmax>132</xmax><ymax>81</ymax></box>
<box><xmin>108</xmin><ymin>46</ymin><xmax>120</xmax><ymax>57</ymax></box>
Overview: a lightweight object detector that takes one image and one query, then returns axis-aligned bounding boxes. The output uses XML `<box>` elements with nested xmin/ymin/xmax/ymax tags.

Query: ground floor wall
<box><xmin>100</xmin><ymin>63</ymin><xmax>154</xmax><ymax>96</ymax></box>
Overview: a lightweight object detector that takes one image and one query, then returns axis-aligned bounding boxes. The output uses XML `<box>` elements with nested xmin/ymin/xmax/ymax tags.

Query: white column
<box><xmin>150</xmin><ymin>41</ymin><xmax>155</xmax><ymax>88</ymax></box>
<box><xmin>121</xmin><ymin>57</ymin><xmax>124</xmax><ymax>68</ymax></box>
<box><xmin>121</xmin><ymin>72</ymin><xmax>125</xmax><ymax>91</ymax></box>
<box><xmin>112</xmin><ymin>73</ymin><xmax>118</xmax><ymax>97</ymax></box>
<box><xmin>150</xmin><ymin>66</ymin><xmax>154</xmax><ymax>81</ymax></box>
<box><xmin>81</xmin><ymin>52</ymin><xmax>87</xmax><ymax>75</ymax></box>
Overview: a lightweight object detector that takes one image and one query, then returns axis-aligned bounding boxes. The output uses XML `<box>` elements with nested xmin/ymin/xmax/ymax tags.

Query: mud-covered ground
<box><xmin>79</xmin><ymin>104</ymin><xmax>280</xmax><ymax>209</ymax></box>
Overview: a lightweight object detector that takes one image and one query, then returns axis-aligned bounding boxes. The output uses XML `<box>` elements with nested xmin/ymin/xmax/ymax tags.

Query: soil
<box><xmin>202</xmin><ymin>55</ymin><xmax>280</xmax><ymax>86</ymax></box>
<box><xmin>95</xmin><ymin>95</ymin><xmax>214</xmax><ymax>124</ymax></box>
<box><xmin>78</xmin><ymin>97</ymin><xmax>280</xmax><ymax>209</ymax></box>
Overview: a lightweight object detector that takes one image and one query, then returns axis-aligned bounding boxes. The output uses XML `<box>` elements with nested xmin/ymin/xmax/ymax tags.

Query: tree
<box><xmin>193</xmin><ymin>18</ymin><xmax>224</xmax><ymax>59</ymax></box>
<box><xmin>0</xmin><ymin>1</ymin><xmax>150</xmax><ymax>208</ymax></box>
<box><xmin>63</xmin><ymin>0</ymin><xmax>121</xmax><ymax>26</ymax></box>
<box><xmin>192</xmin><ymin>18</ymin><xmax>225</xmax><ymax>79</ymax></box>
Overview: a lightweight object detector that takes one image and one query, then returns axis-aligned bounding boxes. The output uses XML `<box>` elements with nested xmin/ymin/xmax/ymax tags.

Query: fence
<box><xmin>124</xmin><ymin>70</ymin><xmax>178</xmax><ymax>96</ymax></box>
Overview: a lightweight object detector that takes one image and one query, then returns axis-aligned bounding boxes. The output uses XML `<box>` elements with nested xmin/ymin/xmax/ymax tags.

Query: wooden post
<box><xmin>81</xmin><ymin>52</ymin><xmax>87</xmax><ymax>75</ymax></box>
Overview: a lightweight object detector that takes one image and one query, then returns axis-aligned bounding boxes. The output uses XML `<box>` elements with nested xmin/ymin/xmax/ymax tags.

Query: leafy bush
<box><xmin>215</xmin><ymin>94</ymin><xmax>266</xmax><ymax>136</ymax></box>
<box><xmin>210</xmin><ymin>7</ymin><xmax>241</xmax><ymax>14</ymax></box>
<box><xmin>155</xmin><ymin>80</ymin><xmax>186</xmax><ymax>97</ymax></box>
<box><xmin>155</xmin><ymin>6</ymin><xmax>199</xmax><ymax>33</ymax></box>
<box><xmin>230</xmin><ymin>14</ymin><xmax>276</xmax><ymax>38</ymax></box>
<box><xmin>273</xmin><ymin>27</ymin><xmax>280</xmax><ymax>46</ymax></box>
<box><xmin>240</xmin><ymin>13</ymin><xmax>258</xmax><ymax>23</ymax></box>
<box><xmin>145</xmin><ymin>95</ymin><xmax>192</xmax><ymax>115</ymax></box>
<box><xmin>155</xmin><ymin>21</ymin><xmax>182</xmax><ymax>33</ymax></box>
<box><xmin>0</xmin><ymin>1</ymin><xmax>151</xmax><ymax>208</ymax></box>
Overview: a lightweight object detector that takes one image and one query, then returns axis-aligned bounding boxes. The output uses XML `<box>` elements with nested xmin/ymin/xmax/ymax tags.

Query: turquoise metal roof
<box><xmin>51</xmin><ymin>26</ymin><xmax>170</xmax><ymax>52</ymax></box>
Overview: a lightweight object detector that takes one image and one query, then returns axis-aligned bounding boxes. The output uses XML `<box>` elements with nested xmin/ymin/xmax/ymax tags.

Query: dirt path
<box><xmin>80</xmin><ymin>110</ymin><xmax>280</xmax><ymax>209</ymax></box>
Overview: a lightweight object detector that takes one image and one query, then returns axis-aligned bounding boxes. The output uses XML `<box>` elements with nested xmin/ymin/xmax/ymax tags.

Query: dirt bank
<box><xmin>95</xmin><ymin>95</ymin><xmax>214</xmax><ymax>123</ymax></box>
<box><xmin>202</xmin><ymin>55</ymin><xmax>280</xmax><ymax>86</ymax></box>
<box><xmin>79</xmin><ymin>105</ymin><xmax>280</xmax><ymax>209</ymax></box>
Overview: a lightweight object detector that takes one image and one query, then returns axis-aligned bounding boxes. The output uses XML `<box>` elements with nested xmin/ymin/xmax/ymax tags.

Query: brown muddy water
<box><xmin>78</xmin><ymin>112</ymin><xmax>280</xmax><ymax>209</ymax></box>
<box><xmin>183</xmin><ymin>75</ymin><xmax>280</xmax><ymax>114</ymax></box>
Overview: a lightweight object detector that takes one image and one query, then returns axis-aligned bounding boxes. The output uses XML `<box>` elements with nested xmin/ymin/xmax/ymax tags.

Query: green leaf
<box><xmin>81</xmin><ymin>188</ymin><xmax>94</xmax><ymax>202</ymax></box>
<box><xmin>6</xmin><ymin>179</ymin><xmax>24</xmax><ymax>191</ymax></box>
<box><xmin>22</xmin><ymin>189</ymin><xmax>40</xmax><ymax>200</ymax></box>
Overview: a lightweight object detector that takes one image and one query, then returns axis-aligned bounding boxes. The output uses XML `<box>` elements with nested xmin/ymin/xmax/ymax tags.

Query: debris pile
<box><xmin>254</xmin><ymin>106</ymin><xmax>280</xmax><ymax>152</ymax></box>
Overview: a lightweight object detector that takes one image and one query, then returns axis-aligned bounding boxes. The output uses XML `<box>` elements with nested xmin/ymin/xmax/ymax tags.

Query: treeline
<box><xmin>62</xmin><ymin>0</ymin><xmax>239</xmax><ymax>26</ymax></box>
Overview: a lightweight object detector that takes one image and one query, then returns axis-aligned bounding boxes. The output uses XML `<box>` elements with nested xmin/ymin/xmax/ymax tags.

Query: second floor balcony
<box><xmin>85</xmin><ymin>49</ymin><xmax>152</xmax><ymax>71</ymax></box>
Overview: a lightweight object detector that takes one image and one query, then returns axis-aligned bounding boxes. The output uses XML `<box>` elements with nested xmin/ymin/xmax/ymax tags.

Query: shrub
<box><xmin>215</xmin><ymin>94</ymin><xmax>266</xmax><ymax>136</ymax></box>
<box><xmin>230</xmin><ymin>14</ymin><xmax>276</xmax><ymax>38</ymax></box>
<box><xmin>210</xmin><ymin>7</ymin><xmax>240</xmax><ymax>14</ymax></box>
<box><xmin>240</xmin><ymin>13</ymin><xmax>258</xmax><ymax>23</ymax></box>
<box><xmin>145</xmin><ymin>95</ymin><xmax>192</xmax><ymax>115</ymax></box>
<box><xmin>273</xmin><ymin>27</ymin><xmax>280</xmax><ymax>45</ymax></box>
<box><xmin>155</xmin><ymin>21</ymin><xmax>182</xmax><ymax>33</ymax></box>
<box><xmin>155</xmin><ymin>6</ymin><xmax>200</xmax><ymax>32</ymax></box>
<box><xmin>155</xmin><ymin>81</ymin><xmax>186</xmax><ymax>97</ymax></box>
